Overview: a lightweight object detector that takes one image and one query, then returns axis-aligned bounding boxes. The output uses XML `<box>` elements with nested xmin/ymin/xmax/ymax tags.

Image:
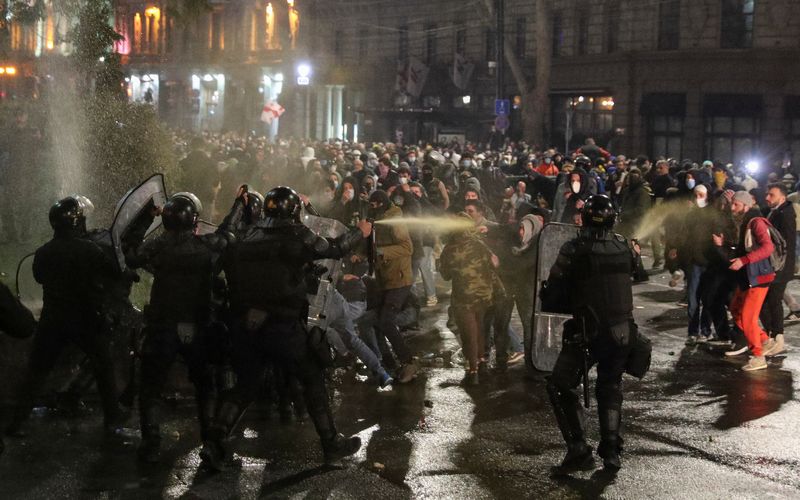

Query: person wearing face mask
<box><xmin>616</xmin><ymin>168</ymin><xmax>652</xmax><ymax>239</ymax></box>
<box><xmin>405</xmin><ymin>150</ymin><xmax>419</xmax><ymax>180</ymax></box>
<box><xmin>560</xmin><ymin>168</ymin><xmax>594</xmax><ymax>224</ymax></box>
<box><xmin>329</xmin><ymin>177</ymin><xmax>362</xmax><ymax>226</ymax></box>
<box><xmin>536</xmin><ymin>156</ymin><xmax>559</xmax><ymax>176</ymax></box>
<box><xmin>421</xmin><ymin>164</ymin><xmax>450</xmax><ymax>211</ymax></box>
<box><xmin>366</xmin><ymin>190</ymin><xmax>418</xmax><ymax>384</ymax></box>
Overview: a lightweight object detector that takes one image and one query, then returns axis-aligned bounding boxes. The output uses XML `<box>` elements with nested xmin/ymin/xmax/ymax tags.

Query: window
<box><xmin>133</xmin><ymin>13</ymin><xmax>142</xmax><ymax>53</ymax></box>
<box><xmin>455</xmin><ymin>27</ymin><xmax>466</xmax><ymax>56</ymax></box>
<box><xmin>550</xmin><ymin>95</ymin><xmax>615</xmax><ymax>150</ymax></box>
<box><xmin>210</xmin><ymin>11</ymin><xmax>223</xmax><ymax>51</ymax></box>
<box><xmin>721</xmin><ymin>0</ymin><xmax>755</xmax><ymax>49</ymax></box>
<box><xmin>334</xmin><ymin>30</ymin><xmax>344</xmax><ymax>63</ymax></box>
<box><xmin>642</xmin><ymin>94</ymin><xmax>686</xmax><ymax>159</ymax></box>
<box><xmin>703</xmin><ymin>95</ymin><xmax>762</xmax><ymax>164</ymax></box>
<box><xmin>515</xmin><ymin>17</ymin><xmax>526</xmax><ymax>59</ymax></box>
<box><xmin>784</xmin><ymin>97</ymin><xmax>800</xmax><ymax>168</ymax></box>
<box><xmin>576</xmin><ymin>13</ymin><xmax>588</xmax><ymax>55</ymax></box>
<box><xmin>606</xmin><ymin>0</ymin><xmax>620</xmax><ymax>53</ymax></box>
<box><xmin>358</xmin><ymin>27</ymin><xmax>369</xmax><ymax>58</ymax></box>
<box><xmin>658</xmin><ymin>0</ymin><xmax>680</xmax><ymax>50</ymax></box>
<box><xmin>398</xmin><ymin>25</ymin><xmax>408</xmax><ymax>60</ymax></box>
<box><xmin>552</xmin><ymin>13</ymin><xmax>563</xmax><ymax>57</ymax></box>
<box><xmin>425</xmin><ymin>24</ymin><xmax>437</xmax><ymax>64</ymax></box>
<box><xmin>485</xmin><ymin>28</ymin><xmax>496</xmax><ymax>62</ymax></box>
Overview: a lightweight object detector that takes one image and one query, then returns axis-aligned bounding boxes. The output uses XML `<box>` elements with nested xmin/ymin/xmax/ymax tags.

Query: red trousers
<box><xmin>730</xmin><ymin>286</ymin><xmax>769</xmax><ymax>357</ymax></box>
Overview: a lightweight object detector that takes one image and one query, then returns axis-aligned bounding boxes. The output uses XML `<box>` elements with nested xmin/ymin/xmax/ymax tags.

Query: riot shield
<box><xmin>528</xmin><ymin>222</ymin><xmax>579</xmax><ymax>372</ymax></box>
<box><xmin>302</xmin><ymin>212</ymin><xmax>348</xmax><ymax>331</ymax></box>
<box><xmin>111</xmin><ymin>174</ymin><xmax>167</xmax><ymax>271</ymax></box>
<box><xmin>14</xmin><ymin>252</ymin><xmax>41</xmax><ymax>318</ymax></box>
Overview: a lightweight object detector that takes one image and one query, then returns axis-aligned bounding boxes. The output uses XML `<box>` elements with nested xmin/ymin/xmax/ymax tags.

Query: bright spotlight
<box><xmin>745</xmin><ymin>160</ymin><xmax>760</xmax><ymax>174</ymax></box>
<box><xmin>296</xmin><ymin>63</ymin><xmax>311</xmax><ymax>78</ymax></box>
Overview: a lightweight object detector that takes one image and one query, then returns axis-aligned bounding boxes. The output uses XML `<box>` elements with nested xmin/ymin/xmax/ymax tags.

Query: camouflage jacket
<box><xmin>440</xmin><ymin>232</ymin><xmax>495</xmax><ymax>307</ymax></box>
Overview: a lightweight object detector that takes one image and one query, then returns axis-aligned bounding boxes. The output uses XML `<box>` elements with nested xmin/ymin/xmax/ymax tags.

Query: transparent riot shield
<box><xmin>528</xmin><ymin>223</ymin><xmax>579</xmax><ymax>371</ymax></box>
<box><xmin>111</xmin><ymin>174</ymin><xmax>167</xmax><ymax>271</ymax></box>
<box><xmin>302</xmin><ymin>212</ymin><xmax>348</xmax><ymax>331</ymax></box>
<box><xmin>14</xmin><ymin>251</ymin><xmax>41</xmax><ymax>318</ymax></box>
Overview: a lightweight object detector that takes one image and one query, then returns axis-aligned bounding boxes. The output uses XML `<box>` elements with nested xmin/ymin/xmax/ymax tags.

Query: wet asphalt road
<box><xmin>1</xmin><ymin>269</ymin><xmax>799</xmax><ymax>499</ymax></box>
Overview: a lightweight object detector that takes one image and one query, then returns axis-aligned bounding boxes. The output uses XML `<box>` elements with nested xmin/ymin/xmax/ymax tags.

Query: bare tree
<box><xmin>481</xmin><ymin>0</ymin><xmax>550</xmax><ymax>147</ymax></box>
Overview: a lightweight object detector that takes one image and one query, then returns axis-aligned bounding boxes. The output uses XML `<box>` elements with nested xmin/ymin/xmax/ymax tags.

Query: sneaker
<box><xmin>761</xmin><ymin>338</ymin><xmax>776</xmax><ymax>355</ymax></box>
<box><xmin>725</xmin><ymin>344</ymin><xmax>749</xmax><ymax>357</ymax></box>
<box><xmin>685</xmin><ymin>336</ymin><xmax>698</xmax><ymax>346</ymax></box>
<box><xmin>764</xmin><ymin>334</ymin><xmax>786</xmax><ymax>356</ymax></box>
<box><xmin>396</xmin><ymin>363</ymin><xmax>418</xmax><ymax>384</ymax></box>
<box><xmin>507</xmin><ymin>352</ymin><xmax>524</xmax><ymax>365</ymax></box>
<box><xmin>741</xmin><ymin>356</ymin><xmax>767</xmax><ymax>371</ymax></box>
<box><xmin>379</xmin><ymin>372</ymin><xmax>394</xmax><ymax>389</ymax></box>
<box><xmin>784</xmin><ymin>311</ymin><xmax>800</xmax><ymax>323</ymax></box>
<box><xmin>426</xmin><ymin>296</ymin><xmax>438</xmax><ymax>307</ymax></box>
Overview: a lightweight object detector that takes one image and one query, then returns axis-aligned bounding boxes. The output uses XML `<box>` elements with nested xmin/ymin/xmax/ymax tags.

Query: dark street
<box><xmin>1</xmin><ymin>268</ymin><xmax>798</xmax><ymax>499</ymax></box>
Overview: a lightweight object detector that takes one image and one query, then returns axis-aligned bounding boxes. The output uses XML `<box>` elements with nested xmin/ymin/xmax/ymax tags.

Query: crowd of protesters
<box><xmin>168</xmin><ymin>131</ymin><xmax>799</xmax><ymax>377</ymax></box>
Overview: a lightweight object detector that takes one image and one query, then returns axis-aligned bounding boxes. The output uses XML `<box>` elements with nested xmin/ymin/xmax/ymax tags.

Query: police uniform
<box><xmin>7</xmin><ymin>198</ymin><xmax>124</xmax><ymax>436</ymax></box>
<box><xmin>543</xmin><ymin>195</ymin><xmax>646</xmax><ymax>472</ymax></box>
<box><xmin>201</xmin><ymin>186</ymin><xmax>365</xmax><ymax>470</ymax></box>
<box><xmin>129</xmin><ymin>194</ymin><xmax>238</xmax><ymax>462</ymax></box>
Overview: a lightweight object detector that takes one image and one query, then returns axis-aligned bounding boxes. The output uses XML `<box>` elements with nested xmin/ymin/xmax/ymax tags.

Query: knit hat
<box><xmin>732</xmin><ymin>190</ymin><xmax>755</xmax><ymax>207</ymax></box>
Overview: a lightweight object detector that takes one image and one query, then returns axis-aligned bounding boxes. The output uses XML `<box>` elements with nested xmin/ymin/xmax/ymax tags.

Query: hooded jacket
<box><xmin>374</xmin><ymin>204</ymin><xmax>414</xmax><ymax>290</ymax></box>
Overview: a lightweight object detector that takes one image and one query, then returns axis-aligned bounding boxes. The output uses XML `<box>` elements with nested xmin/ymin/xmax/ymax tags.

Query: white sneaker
<box><xmin>426</xmin><ymin>296</ymin><xmax>438</xmax><ymax>307</ymax></box>
<box><xmin>741</xmin><ymin>356</ymin><xmax>767</xmax><ymax>371</ymax></box>
<box><xmin>725</xmin><ymin>345</ymin><xmax>749</xmax><ymax>357</ymax></box>
<box><xmin>764</xmin><ymin>334</ymin><xmax>786</xmax><ymax>356</ymax></box>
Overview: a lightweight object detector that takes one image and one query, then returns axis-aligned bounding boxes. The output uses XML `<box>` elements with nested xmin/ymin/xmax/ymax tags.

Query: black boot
<box><xmin>137</xmin><ymin>425</ymin><xmax>161</xmax><ymax>463</ymax></box>
<box><xmin>546</xmin><ymin>377</ymin><xmax>594</xmax><ymax>472</ymax></box>
<box><xmin>322</xmin><ymin>433</ymin><xmax>362</xmax><ymax>464</ymax></box>
<box><xmin>596</xmin><ymin>383</ymin><xmax>623</xmax><ymax>472</ymax></box>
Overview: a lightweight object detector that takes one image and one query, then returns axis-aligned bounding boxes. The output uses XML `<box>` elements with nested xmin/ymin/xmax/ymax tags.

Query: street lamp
<box><xmin>296</xmin><ymin>63</ymin><xmax>311</xmax><ymax>86</ymax></box>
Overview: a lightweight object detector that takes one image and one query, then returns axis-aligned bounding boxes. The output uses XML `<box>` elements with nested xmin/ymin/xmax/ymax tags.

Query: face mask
<box><xmin>408</xmin><ymin>156</ymin><xmax>416</xmax><ymax>162</ymax></box>
<box><xmin>571</xmin><ymin>181</ymin><xmax>581</xmax><ymax>194</ymax></box>
<box><xmin>461</xmin><ymin>160</ymin><xmax>472</xmax><ymax>168</ymax></box>
<box><xmin>344</xmin><ymin>188</ymin><xmax>355</xmax><ymax>200</ymax></box>
<box><xmin>696</xmin><ymin>197</ymin><xmax>708</xmax><ymax>208</ymax></box>
<box><xmin>332</xmin><ymin>181</ymin><xmax>339</xmax><ymax>189</ymax></box>
<box><xmin>399</xmin><ymin>177</ymin><xmax>408</xmax><ymax>185</ymax></box>
<box><xmin>544</xmin><ymin>158</ymin><xmax>552</xmax><ymax>164</ymax></box>
<box><xmin>686</xmin><ymin>178</ymin><xmax>696</xmax><ymax>190</ymax></box>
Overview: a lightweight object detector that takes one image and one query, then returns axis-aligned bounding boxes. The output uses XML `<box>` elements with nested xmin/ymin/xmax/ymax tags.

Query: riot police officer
<box><xmin>128</xmin><ymin>192</ymin><xmax>240</xmax><ymax>463</ymax></box>
<box><xmin>200</xmin><ymin>186</ymin><xmax>371</xmax><ymax>471</ymax></box>
<box><xmin>6</xmin><ymin>197</ymin><xmax>125</xmax><ymax>438</ymax></box>
<box><xmin>542</xmin><ymin>194</ymin><xmax>649</xmax><ymax>472</ymax></box>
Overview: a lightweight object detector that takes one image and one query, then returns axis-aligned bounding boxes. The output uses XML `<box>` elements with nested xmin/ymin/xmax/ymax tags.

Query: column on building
<box><xmin>333</xmin><ymin>85</ymin><xmax>344</xmax><ymax>140</ymax></box>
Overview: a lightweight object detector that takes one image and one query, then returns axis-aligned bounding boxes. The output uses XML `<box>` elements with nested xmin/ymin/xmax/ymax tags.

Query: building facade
<box><xmin>305</xmin><ymin>0</ymin><xmax>800</xmax><ymax>167</ymax></box>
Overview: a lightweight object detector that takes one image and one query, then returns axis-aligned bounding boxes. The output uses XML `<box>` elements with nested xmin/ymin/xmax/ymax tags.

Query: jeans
<box><xmin>760</xmin><ymin>281</ymin><xmax>788</xmax><ymax>336</ymax></box>
<box><xmin>412</xmin><ymin>246</ymin><xmax>437</xmax><ymax>299</ymax></box>
<box><xmin>325</xmin><ymin>290</ymin><xmax>388</xmax><ymax>378</ymax></box>
<box><xmin>375</xmin><ymin>286</ymin><xmax>413</xmax><ymax>365</ymax></box>
<box><xmin>687</xmin><ymin>264</ymin><xmax>711</xmax><ymax>336</ymax></box>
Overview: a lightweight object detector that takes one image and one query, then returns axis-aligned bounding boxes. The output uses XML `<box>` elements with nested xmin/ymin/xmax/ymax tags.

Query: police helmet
<box><xmin>49</xmin><ymin>196</ymin><xmax>87</xmax><ymax>234</ymax></box>
<box><xmin>574</xmin><ymin>155</ymin><xmax>592</xmax><ymax>170</ymax></box>
<box><xmin>245</xmin><ymin>190</ymin><xmax>265</xmax><ymax>223</ymax></box>
<box><xmin>172</xmin><ymin>192</ymin><xmax>204</xmax><ymax>216</ymax></box>
<box><xmin>581</xmin><ymin>194</ymin><xmax>617</xmax><ymax>229</ymax></box>
<box><xmin>264</xmin><ymin>186</ymin><xmax>303</xmax><ymax>223</ymax></box>
<box><xmin>162</xmin><ymin>193</ymin><xmax>199</xmax><ymax>231</ymax></box>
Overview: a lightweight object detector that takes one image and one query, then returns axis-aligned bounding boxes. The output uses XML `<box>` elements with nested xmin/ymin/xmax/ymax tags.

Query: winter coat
<box><xmin>440</xmin><ymin>231</ymin><xmax>495</xmax><ymax>307</ymax></box>
<box><xmin>767</xmin><ymin>200</ymin><xmax>796</xmax><ymax>283</ymax></box>
<box><xmin>374</xmin><ymin>204</ymin><xmax>413</xmax><ymax>290</ymax></box>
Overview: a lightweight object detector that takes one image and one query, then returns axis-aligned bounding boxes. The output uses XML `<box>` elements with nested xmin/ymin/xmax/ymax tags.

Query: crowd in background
<box><xmin>169</xmin><ymin>132</ymin><xmax>799</xmax><ymax>376</ymax></box>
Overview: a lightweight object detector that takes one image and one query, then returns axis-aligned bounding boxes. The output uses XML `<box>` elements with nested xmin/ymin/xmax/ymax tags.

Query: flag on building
<box><xmin>261</xmin><ymin>101</ymin><xmax>285</xmax><ymax>124</ymax></box>
<box><xmin>452</xmin><ymin>53</ymin><xmax>474</xmax><ymax>90</ymax></box>
<box><xmin>405</xmin><ymin>57</ymin><xmax>429</xmax><ymax>97</ymax></box>
<box><xmin>395</xmin><ymin>60</ymin><xmax>409</xmax><ymax>94</ymax></box>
